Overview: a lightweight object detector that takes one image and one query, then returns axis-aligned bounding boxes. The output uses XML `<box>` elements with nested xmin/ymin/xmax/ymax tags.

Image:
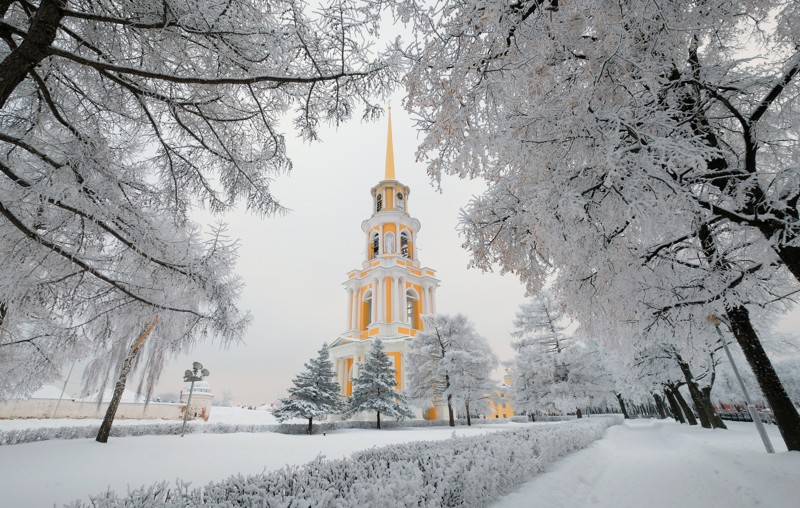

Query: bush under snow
<box><xmin>0</xmin><ymin>416</ymin><xmax>520</xmax><ymax>445</ymax></box>
<box><xmin>68</xmin><ymin>416</ymin><xmax>622</xmax><ymax>507</ymax></box>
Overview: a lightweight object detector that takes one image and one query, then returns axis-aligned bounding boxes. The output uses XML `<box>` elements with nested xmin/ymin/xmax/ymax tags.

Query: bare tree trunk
<box><xmin>615</xmin><ymin>393</ymin><xmax>630</xmax><ymax>419</ymax></box>
<box><xmin>653</xmin><ymin>393</ymin><xmax>667</xmax><ymax>419</ymax></box>
<box><xmin>96</xmin><ymin>317</ymin><xmax>159</xmax><ymax>443</ymax></box>
<box><xmin>445</xmin><ymin>373</ymin><xmax>455</xmax><ymax>427</ymax></box>
<box><xmin>465</xmin><ymin>400</ymin><xmax>472</xmax><ymax>426</ymax></box>
<box><xmin>447</xmin><ymin>393</ymin><xmax>455</xmax><ymax>427</ymax></box>
<box><xmin>0</xmin><ymin>0</ymin><xmax>67</xmax><ymax>107</ymax></box>
<box><xmin>675</xmin><ymin>358</ymin><xmax>712</xmax><ymax>429</ymax></box>
<box><xmin>377</xmin><ymin>410</ymin><xmax>381</xmax><ymax>430</ymax></box>
<box><xmin>307</xmin><ymin>417</ymin><xmax>313</xmax><ymax>435</ymax></box>
<box><xmin>670</xmin><ymin>385</ymin><xmax>698</xmax><ymax>426</ymax></box>
<box><xmin>701</xmin><ymin>386</ymin><xmax>727</xmax><ymax>429</ymax></box>
<box><xmin>664</xmin><ymin>388</ymin><xmax>685</xmax><ymax>423</ymax></box>
<box><xmin>727</xmin><ymin>305</ymin><xmax>800</xmax><ymax>451</ymax></box>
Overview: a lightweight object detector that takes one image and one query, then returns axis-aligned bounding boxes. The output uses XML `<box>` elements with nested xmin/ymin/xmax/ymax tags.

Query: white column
<box><xmin>421</xmin><ymin>285</ymin><xmax>429</xmax><ymax>314</ymax></box>
<box><xmin>390</xmin><ymin>275</ymin><xmax>397</xmax><ymax>323</ymax></box>
<box><xmin>430</xmin><ymin>287</ymin><xmax>437</xmax><ymax>314</ymax></box>
<box><xmin>341</xmin><ymin>359</ymin><xmax>348</xmax><ymax>395</ymax></box>
<box><xmin>394</xmin><ymin>276</ymin><xmax>400</xmax><ymax>323</ymax></box>
<box><xmin>371</xmin><ymin>281</ymin><xmax>378</xmax><ymax>324</ymax></box>
<box><xmin>400</xmin><ymin>278</ymin><xmax>407</xmax><ymax>323</ymax></box>
<box><xmin>346</xmin><ymin>289</ymin><xmax>353</xmax><ymax>330</ymax></box>
<box><xmin>351</xmin><ymin>289</ymin><xmax>358</xmax><ymax>330</ymax></box>
<box><xmin>378</xmin><ymin>225</ymin><xmax>383</xmax><ymax>256</ymax></box>
<box><xmin>377</xmin><ymin>277</ymin><xmax>384</xmax><ymax>322</ymax></box>
<box><xmin>412</xmin><ymin>232</ymin><xmax>418</xmax><ymax>260</ymax></box>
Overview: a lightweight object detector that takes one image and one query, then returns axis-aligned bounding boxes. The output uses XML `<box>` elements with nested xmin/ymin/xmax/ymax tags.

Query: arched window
<box><xmin>396</xmin><ymin>192</ymin><xmax>405</xmax><ymax>211</ymax></box>
<box><xmin>371</xmin><ymin>232</ymin><xmax>380</xmax><ymax>259</ymax></box>
<box><xmin>406</xmin><ymin>289</ymin><xmax>419</xmax><ymax>329</ymax></box>
<box><xmin>362</xmin><ymin>290</ymin><xmax>373</xmax><ymax>329</ymax></box>
<box><xmin>384</xmin><ymin>232</ymin><xmax>395</xmax><ymax>253</ymax></box>
<box><xmin>376</xmin><ymin>193</ymin><xmax>383</xmax><ymax>212</ymax></box>
<box><xmin>400</xmin><ymin>231</ymin><xmax>410</xmax><ymax>258</ymax></box>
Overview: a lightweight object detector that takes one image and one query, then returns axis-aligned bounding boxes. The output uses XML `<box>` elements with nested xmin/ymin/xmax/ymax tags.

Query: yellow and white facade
<box><xmin>329</xmin><ymin>111</ymin><xmax>440</xmax><ymax>417</ymax></box>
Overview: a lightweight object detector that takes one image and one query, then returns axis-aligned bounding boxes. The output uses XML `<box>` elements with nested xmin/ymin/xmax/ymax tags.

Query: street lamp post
<box><xmin>180</xmin><ymin>361</ymin><xmax>210</xmax><ymax>437</ymax></box>
<box><xmin>707</xmin><ymin>315</ymin><xmax>774</xmax><ymax>454</ymax></box>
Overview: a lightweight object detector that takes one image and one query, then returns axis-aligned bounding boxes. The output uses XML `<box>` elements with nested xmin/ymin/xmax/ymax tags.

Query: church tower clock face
<box><xmin>328</xmin><ymin>109</ymin><xmax>440</xmax><ymax>411</ymax></box>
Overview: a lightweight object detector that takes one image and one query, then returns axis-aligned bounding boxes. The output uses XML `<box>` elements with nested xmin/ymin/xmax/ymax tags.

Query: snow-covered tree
<box><xmin>513</xmin><ymin>289</ymin><xmax>570</xmax><ymax>354</ymax></box>
<box><xmin>273</xmin><ymin>344</ymin><xmax>343</xmax><ymax>435</ymax></box>
<box><xmin>0</xmin><ymin>0</ymin><xmax>395</xmax><ymax>398</ymax></box>
<box><xmin>511</xmin><ymin>331</ymin><xmax>616</xmax><ymax>417</ymax></box>
<box><xmin>406</xmin><ymin>314</ymin><xmax>496</xmax><ymax>426</ymax></box>
<box><xmin>510</xmin><ymin>294</ymin><xmax>573</xmax><ymax>414</ymax></box>
<box><xmin>443</xmin><ymin>330</ymin><xmax>498</xmax><ymax>426</ymax></box>
<box><xmin>395</xmin><ymin>0</ymin><xmax>800</xmax><ymax>450</ymax></box>
<box><xmin>344</xmin><ymin>339</ymin><xmax>413</xmax><ymax>429</ymax></box>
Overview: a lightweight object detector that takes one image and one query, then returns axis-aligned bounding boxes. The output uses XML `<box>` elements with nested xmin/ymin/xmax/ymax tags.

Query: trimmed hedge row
<box><xmin>0</xmin><ymin>417</ymin><xmax>518</xmax><ymax>446</ymax></box>
<box><xmin>68</xmin><ymin>416</ymin><xmax>622</xmax><ymax>507</ymax></box>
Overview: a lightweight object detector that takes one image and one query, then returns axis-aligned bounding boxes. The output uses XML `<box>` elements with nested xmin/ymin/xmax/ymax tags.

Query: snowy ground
<box><xmin>0</xmin><ymin>409</ymin><xmax>522</xmax><ymax>507</ymax></box>
<box><xmin>493</xmin><ymin>419</ymin><xmax>799</xmax><ymax>508</ymax></box>
<box><xmin>0</xmin><ymin>411</ymin><xmax>797</xmax><ymax>507</ymax></box>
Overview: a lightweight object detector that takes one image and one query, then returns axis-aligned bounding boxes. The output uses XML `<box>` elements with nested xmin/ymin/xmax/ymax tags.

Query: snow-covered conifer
<box><xmin>344</xmin><ymin>339</ymin><xmax>413</xmax><ymax>429</ymax></box>
<box><xmin>273</xmin><ymin>344</ymin><xmax>343</xmax><ymax>434</ymax></box>
<box><xmin>513</xmin><ymin>289</ymin><xmax>571</xmax><ymax>354</ymax></box>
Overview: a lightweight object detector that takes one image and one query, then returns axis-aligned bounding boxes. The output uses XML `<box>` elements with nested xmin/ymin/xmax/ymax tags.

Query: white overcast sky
<box><xmin>56</xmin><ymin>101</ymin><xmax>799</xmax><ymax>406</ymax></box>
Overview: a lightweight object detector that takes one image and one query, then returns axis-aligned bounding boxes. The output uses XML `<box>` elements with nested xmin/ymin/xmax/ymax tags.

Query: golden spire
<box><xmin>385</xmin><ymin>106</ymin><xmax>395</xmax><ymax>180</ymax></box>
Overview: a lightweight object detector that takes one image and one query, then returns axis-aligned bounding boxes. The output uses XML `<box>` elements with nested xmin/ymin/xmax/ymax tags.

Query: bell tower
<box><xmin>329</xmin><ymin>109</ymin><xmax>440</xmax><ymax>406</ymax></box>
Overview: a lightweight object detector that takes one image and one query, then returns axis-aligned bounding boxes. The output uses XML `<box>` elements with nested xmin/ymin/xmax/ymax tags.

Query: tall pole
<box><xmin>52</xmin><ymin>360</ymin><xmax>76</xmax><ymax>419</ymax></box>
<box><xmin>712</xmin><ymin>320</ymin><xmax>774</xmax><ymax>454</ymax></box>
<box><xmin>180</xmin><ymin>379</ymin><xmax>196</xmax><ymax>437</ymax></box>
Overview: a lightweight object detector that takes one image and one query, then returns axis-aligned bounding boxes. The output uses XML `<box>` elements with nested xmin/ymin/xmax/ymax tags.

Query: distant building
<box><xmin>180</xmin><ymin>380</ymin><xmax>214</xmax><ymax>421</ymax></box>
<box><xmin>487</xmin><ymin>373</ymin><xmax>516</xmax><ymax>419</ymax></box>
<box><xmin>328</xmin><ymin>110</ymin><xmax>443</xmax><ymax>419</ymax></box>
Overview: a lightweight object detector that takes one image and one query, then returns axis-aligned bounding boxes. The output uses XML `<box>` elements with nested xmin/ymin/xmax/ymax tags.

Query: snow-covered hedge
<box><xmin>69</xmin><ymin>416</ymin><xmax>622</xmax><ymax>507</ymax></box>
<box><xmin>0</xmin><ymin>417</ymin><xmax>517</xmax><ymax>445</ymax></box>
<box><xmin>0</xmin><ymin>423</ymin><xmax>276</xmax><ymax>446</ymax></box>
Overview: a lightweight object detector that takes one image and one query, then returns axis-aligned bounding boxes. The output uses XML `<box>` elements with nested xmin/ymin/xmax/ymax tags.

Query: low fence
<box><xmin>718</xmin><ymin>410</ymin><xmax>775</xmax><ymax>424</ymax></box>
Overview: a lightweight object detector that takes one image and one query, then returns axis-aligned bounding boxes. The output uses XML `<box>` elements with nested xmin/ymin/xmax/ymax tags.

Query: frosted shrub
<box><xmin>1</xmin><ymin>416</ymin><xmax>521</xmax><ymax>445</ymax></box>
<box><xmin>68</xmin><ymin>416</ymin><xmax>622</xmax><ymax>507</ymax></box>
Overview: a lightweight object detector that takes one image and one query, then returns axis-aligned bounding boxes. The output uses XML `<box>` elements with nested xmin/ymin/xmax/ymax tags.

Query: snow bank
<box><xmin>68</xmin><ymin>416</ymin><xmax>622</xmax><ymax>507</ymax></box>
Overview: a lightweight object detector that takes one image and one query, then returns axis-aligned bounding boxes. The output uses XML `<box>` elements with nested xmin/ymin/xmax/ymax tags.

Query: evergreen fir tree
<box><xmin>273</xmin><ymin>344</ymin><xmax>343</xmax><ymax>434</ymax></box>
<box><xmin>344</xmin><ymin>339</ymin><xmax>414</xmax><ymax>429</ymax></box>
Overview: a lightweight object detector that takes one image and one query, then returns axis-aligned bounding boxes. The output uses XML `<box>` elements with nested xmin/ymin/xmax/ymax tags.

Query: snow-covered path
<box><xmin>492</xmin><ymin>419</ymin><xmax>800</xmax><ymax>508</ymax></box>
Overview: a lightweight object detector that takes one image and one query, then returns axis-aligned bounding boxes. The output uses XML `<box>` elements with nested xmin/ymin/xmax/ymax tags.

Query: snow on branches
<box><xmin>0</xmin><ymin>0</ymin><xmax>396</xmax><ymax>398</ymax></box>
<box><xmin>396</xmin><ymin>0</ymin><xmax>800</xmax><ymax>450</ymax></box>
<box><xmin>406</xmin><ymin>314</ymin><xmax>497</xmax><ymax>426</ymax></box>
